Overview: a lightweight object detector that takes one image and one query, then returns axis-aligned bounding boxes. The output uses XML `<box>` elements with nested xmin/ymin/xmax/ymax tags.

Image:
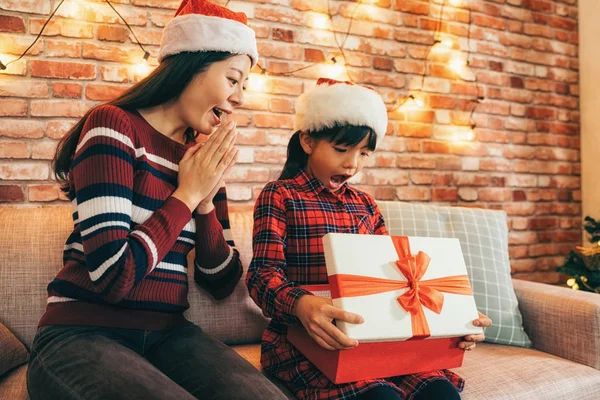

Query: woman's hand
<box><xmin>173</xmin><ymin>121</ymin><xmax>238</xmax><ymax>212</ymax></box>
<box><xmin>294</xmin><ymin>295</ymin><xmax>363</xmax><ymax>351</ymax></box>
<box><xmin>459</xmin><ymin>312</ymin><xmax>492</xmax><ymax>351</ymax></box>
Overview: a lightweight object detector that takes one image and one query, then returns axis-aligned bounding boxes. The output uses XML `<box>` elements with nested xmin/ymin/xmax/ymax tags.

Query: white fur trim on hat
<box><xmin>159</xmin><ymin>14</ymin><xmax>259</xmax><ymax>66</ymax></box>
<box><xmin>293</xmin><ymin>83</ymin><xmax>388</xmax><ymax>147</ymax></box>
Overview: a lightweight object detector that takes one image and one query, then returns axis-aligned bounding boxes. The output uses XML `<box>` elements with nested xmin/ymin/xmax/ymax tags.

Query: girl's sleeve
<box><xmin>194</xmin><ymin>185</ymin><xmax>242</xmax><ymax>300</ymax></box>
<box><xmin>72</xmin><ymin>105</ymin><xmax>191</xmax><ymax>304</ymax></box>
<box><xmin>369</xmin><ymin>196</ymin><xmax>389</xmax><ymax>236</ymax></box>
<box><xmin>246</xmin><ymin>183</ymin><xmax>309</xmax><ymax>324</ymax></box>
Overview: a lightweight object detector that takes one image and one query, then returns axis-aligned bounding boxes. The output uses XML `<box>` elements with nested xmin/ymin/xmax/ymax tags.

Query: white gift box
<box><xmin>323</xmin><ymin>233</ymin><xmax>483</xmax><ymax>342</ymax></box>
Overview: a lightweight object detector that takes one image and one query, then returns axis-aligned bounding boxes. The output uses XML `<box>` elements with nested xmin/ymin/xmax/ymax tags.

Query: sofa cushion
<box><xmin>376</xmin><ymin>201</ymin><xmax>531</xmax><ymax>347</ymax></box>
<box><xmin>184</xmin><ymin>209</ymin><xmax>269</xmax><ymax>345</ymax></box>
<box><xmin>0</xmin><ymin>323</ymin><xmax>28</xmax><ymax>378</ymax></box>
<box><xmin>0</xmin><ymin>365</ymin><xmax>28</xmax><ymax>400</ymax></box>
<box><xmin>457</xmin><ymin>343</ymin><xmax>600</xmax><ymax>400</ymax></box>
<box><xmin>0</xmin><ymin>206</ymin><xmax>72</xmax><ymax>349</ymax></box>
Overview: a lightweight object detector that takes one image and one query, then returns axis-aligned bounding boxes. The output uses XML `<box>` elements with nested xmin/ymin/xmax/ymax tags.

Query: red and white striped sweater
<box><xmin>39</xmin><ymin>104</ymin><xmax>242</xmax><ymax>331</ymax></box>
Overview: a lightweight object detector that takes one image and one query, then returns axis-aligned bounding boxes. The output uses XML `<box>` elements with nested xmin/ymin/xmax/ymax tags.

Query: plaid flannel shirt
<box><xmin>247</xmin><ymin>170</ymin><xmax>463</xmax><ymax>400</ymax></box>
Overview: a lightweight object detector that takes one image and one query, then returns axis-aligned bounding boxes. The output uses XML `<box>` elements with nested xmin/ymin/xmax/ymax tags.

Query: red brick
<box><xmin>526</xmin><ymin>106</ymin><xmax>555</xmax><ymax>120</ymax></box>
<box><xmin>0</xmin><ymin>163</ymin><xmax>49</xmax><ymax>180</ymax></box>
<box><xmin>375</xmin><ymin>187</ymin><xmax>397</xmax><ymax>200</ymax></box>
<box><xmin>373</xmin><ymin>57</ymin><xmax>394</xmax><ymax>71</ymax></box>
<box><xmin>423</xmin><ymin>141</ymin><xmax>451</xmax><ymax>154</ymax></box>
<box><xmin>85</xmin><ymin>84</ymin><xmax>127</xmax><ymax>101</ymax></box>
<box><xmin>396</xmin><ymin>155</ymin><xmax>436</xmax><ymax>169</ymax></box>
<box><xmin>394</xmin><ymin>0</ymin><xmax>429</xmax><ymax>14</ymax></box>
<box><xmin>396</xmin><ymin>187</ymin><xmax>431</xmax><ymax>201</ymax></box>
<box><xmin>52</xmin><ymin>83</ymin><xmax>82</xmax><ymax>99</ymax></box>
<box><xmin>367</xmin><ymin>170</ymin><xmax>409</xmax><ymax>186</ymax></box>
<box><xmin>0</xmin><ymin>15</ymin><xmax>25</xmax><ymax>33</ymax></box>
<box><xmin>269</xmin><ymin>98</ymin><xmax>294</xmax><ymax>114</ymax></box>
<box><xmin>99</xmin><ymin>66</ymin><xmax>130</xmax><ymax>83</ymax></box>
<box><xmin>31</xmin><ymin>100</ymin><xmax>90</xmax><ymax>118</ymax></box>
<box><xmin>273</xmin><ymin>28</ymin><xmax>294</xmax><ymax>43</ymax></box>
<box><xmin>226</xmin><ymin>167</ymin><xmax>270</xmax><ymax>183</ymax></box>
<box><xmin>253</xmin><ymin>114</ymin><xmax>293</xmax><ymax>129</ymax></box>
<box><xmin>30</xmin><ymin>19</ymin><xmax>94</xmax><ymax>38</ymax></box>
<box><xmin>364</xmin><ymin>71</ymin><xmax>405</xmax><ymax>89</ymax></box>
<box><xmin>0</xmin><ymin>120</ymin><xmax>43</xmax><ymax>138</ymax></box>
<box><xmin>0</xmin><ymin>142</ymin><xmax>28</xmax><ymax>158</ymax></box>
<box><xmin>28</xmin><ymin>184</ymin><xmax>64</xmax><ymax>202</ymax></box>
<box><xmin>432</xmin><ymin>188</ymin><xmax>457</xmax><ymax>202</ymax></box>
<box><xmin>0</xmin><ymin>185</ymin><xmax>25</xmax><ymax>202</ymax></box>
<box><xmin>255</xmin><ymin>148</ymin><xmax>287</xmax><ymax>164</ymax></box>
<box><xmin>0</xmin><ymin>80</ymin><xmax>48</xmax><ymax>98</ymax></box>
<box><xmin>257</xmin><ymin>43</ymin><xmax>303</xmax><ymax>60</ymax></box>
<box><xmin>31</xmin><ymin>60</ymin><xmax>96</xmax><ymax>80</ymax></box>
<box><xmin>410</xmin><ymin>172</ymin><xmax>432</xmax><ymax>185</ymax></box>
<box><xmin>45</xmin><ymin>121</ymin><xmax>75</xmax><ymax>140</ymax></box>
<box><xmin>0</xmin><ymin>99</ymin><xmax>27</xmax><ymax>116</ymax></box>
<box><xmin>453</xmin><ymin>174</ymin><xmax>489</xmax><ymax>186</ymax></box>
<box><xmin>304</xmin><ymin>48</ymin><xmax>325</xmax><ymax>63</ymax></box>
<box><xmin>396</xmin><ymin>123</ymin><xmax>432</xmax><ymax>138</ymax></box>
<box><xmin>458</xmin><ymin>188</ymin><xmax>478</xmax><ymax>202</ymax></box>
<box><xmin>97</xmin><ymin>25</ymin><xmax>128</xmax><ymax>42</ymax></box>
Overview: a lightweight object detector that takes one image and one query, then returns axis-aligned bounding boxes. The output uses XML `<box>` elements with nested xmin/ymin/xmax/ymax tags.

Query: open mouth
<box><xmin>212</xmin><ymin>107</ymin><xmax>224</xmax><ymax>119</ymax></box>
<box><xmin>330</xmin><ymin>174</ymin><xmax>352</xmax><ymax>187</ymax></box>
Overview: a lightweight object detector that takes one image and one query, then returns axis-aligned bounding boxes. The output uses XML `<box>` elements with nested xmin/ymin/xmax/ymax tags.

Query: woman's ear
<box><xmin>299</xmin><ymin>132</ymin><xmax>315</xmax><ymax>155</ymax></box>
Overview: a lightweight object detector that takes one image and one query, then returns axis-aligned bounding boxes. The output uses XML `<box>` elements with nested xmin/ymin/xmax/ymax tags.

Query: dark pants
<box><xmin>27</xmin><ymin>322</ymin><xmax>288</xmax><ymax>400</ymax></box>
<box><xmin>358</xmin><ymin>380</ymin><xmax>461</xmax><ymax>400</ymax></box>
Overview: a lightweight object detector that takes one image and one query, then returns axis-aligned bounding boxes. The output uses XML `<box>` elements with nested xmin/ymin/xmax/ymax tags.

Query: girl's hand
<box><xmin>460</xmin><ymin>312</ymin><xmax>492</xmax><ymax>351</ymax></box>
<box><xmin>294</xmin><ymin>295</ymin><xmax>363</xmax><ymax>351</ymax></box>
<box><xmin>173</xmin><ymin>121</ymin><xmax>238</xmax><ymax>211</ymax></box>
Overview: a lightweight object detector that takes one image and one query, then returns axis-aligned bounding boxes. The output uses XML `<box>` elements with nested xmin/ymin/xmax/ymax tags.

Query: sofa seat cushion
<box><xmin>0</xmin><ymin>365</ymin><xmax>28</xmax><ymax>400</ymax></box>
<box><xmin>457</xmin><ymin>343</ymin><xmax>600</xmax><ymax>400</ymax></box>
<box><xmin>233</xmin><ymin>343</ymin><xmax>600</xmax><ymax>400</ymax></box>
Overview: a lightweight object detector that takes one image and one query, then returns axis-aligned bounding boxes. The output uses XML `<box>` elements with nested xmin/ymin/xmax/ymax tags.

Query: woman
<box><xmin>26</xmin><ymin>1</ymin><xmax>287</xmax><ymax>399</ymax></box>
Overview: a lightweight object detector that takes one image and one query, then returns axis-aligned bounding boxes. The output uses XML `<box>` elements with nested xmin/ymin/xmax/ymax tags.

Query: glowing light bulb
<box><xmin>449</xmin><ymin>56</ymin><xmax>467</xmax><ymax>73</ymax></box>
<box><xmin>567</xmin><ymin>278</ymin><xmax>576</xmax><ymax>286</ymax></box>
<box><xmin>133</xmin><ymin>52</ymin><xmax>152</xmax><ymax>78</ymax></box>
<box><xmin>248</xmin><ymin>72</ymin><xmax>267</xmax><ymax>92</ymax></box>
<box><xmin>571</xmin><ymin>283</ymin><xmax>580</xmax><ymax>290</ymax></box>
<box><xmin>309</xmin><ymin>13</ymin><xmax>330</xmax><ymax>29</ymax></box>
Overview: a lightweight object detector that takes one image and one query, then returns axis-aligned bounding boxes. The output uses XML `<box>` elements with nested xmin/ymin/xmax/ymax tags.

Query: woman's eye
<box><xmin>334</xmin><ymin>147</ymin><xmax>346</xmax><ymax>153</ymax></box>
<box><xmin>229</xmin><ymin>78</ymin><xmax>238</xmax><ymax>85</ymax></box>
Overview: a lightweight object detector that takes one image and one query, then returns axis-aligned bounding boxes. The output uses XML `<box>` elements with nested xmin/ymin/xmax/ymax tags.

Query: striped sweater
<box><xmin>39</xmin><ymin>105</ymin><xmax>242</xmax><ymax>331</ymax></box>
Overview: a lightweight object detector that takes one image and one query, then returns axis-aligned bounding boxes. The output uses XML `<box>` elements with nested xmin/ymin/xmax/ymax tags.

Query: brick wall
<box><xmin>0</xmin><ymin>0</ymin><xmax>580</xmax><ymax>284</ymax></box>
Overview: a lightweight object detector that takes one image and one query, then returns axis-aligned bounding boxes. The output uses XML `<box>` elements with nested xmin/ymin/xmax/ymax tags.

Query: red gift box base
<box><xmin>287</xmin><ymin>326</ymin><xmax>464</xmax><ymax>384</ymax></box>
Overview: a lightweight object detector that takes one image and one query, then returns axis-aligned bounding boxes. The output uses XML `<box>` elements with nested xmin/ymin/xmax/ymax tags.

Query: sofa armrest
<box><xmin>512</xmin><ymin>278</ymin><xmax>600</xmax><ymax>370</ymax></box>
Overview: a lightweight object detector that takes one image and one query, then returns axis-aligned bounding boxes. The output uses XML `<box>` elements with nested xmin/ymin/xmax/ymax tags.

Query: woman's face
<box><xmin>176</xmin><ymin>54</ymin><xmax>251</xmax><ymax>136</ymax></box>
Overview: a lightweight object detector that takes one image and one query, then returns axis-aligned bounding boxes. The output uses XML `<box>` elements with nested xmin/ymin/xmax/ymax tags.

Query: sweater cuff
<box><xmin>194</xmin><ymin>209</ymin><xmax>230</xmax><ymax>267</ymax></box>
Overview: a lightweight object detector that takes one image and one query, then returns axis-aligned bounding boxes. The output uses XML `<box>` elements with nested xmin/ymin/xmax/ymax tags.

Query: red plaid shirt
<box><xmin>247</xmin><ymin>171</ymin><xmax>464</xmax><ymax>400</ymax></box>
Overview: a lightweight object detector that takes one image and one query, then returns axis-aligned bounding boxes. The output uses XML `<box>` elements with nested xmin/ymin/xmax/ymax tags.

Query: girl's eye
<box><xmin>229</xmin><ymin>78</ymin><xmax>238</xmax><ymax>86</ymax></box>
<box><xmin>361</xmin><ymin>152</ymin><xmax>371</xmax><ymax>157</ymax></box>
<box><xmin>333</xmin><ymin>147</ymin><xmax>346</xmax><ymax>153</ymax></box>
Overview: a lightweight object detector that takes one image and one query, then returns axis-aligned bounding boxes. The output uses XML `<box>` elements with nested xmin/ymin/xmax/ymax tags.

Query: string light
<box><xmin>133</xmin><ymin>51</ymin><xmax>152</xmax><ymax>78</ymax></box>
<box><xmin>1</xmin><ymin>0</ymin><xmax>483</xmax><ymax>144</ymax></box>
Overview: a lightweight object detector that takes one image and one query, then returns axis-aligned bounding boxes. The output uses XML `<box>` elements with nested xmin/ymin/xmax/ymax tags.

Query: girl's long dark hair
<box><xmin>53</xmin><ymin>51</ymin><xmax>235</xmax><ymax>193</ymax></box>
<box><xmin>279</xmin><ymin>125</ymin><xmax>377</xmax><ymax>180</ymax></box>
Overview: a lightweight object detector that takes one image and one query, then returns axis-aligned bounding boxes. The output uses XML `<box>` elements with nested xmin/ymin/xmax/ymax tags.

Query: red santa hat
<box><xmin>159</xmin><ymin>0</ymin><xmax>259</xmax><ymax>67</ymax></box>
<box><xmin>293</xmin><ymin>78</ymin><xmax>388</xmax><ymax>147</ymax></box>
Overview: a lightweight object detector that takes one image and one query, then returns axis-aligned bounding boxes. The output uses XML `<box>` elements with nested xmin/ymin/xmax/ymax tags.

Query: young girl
<box><xmin>26</xmin><ymin>1</ymin><xmax>287</xmax><ymax>399</ymax></box>
<box><xmin>247</xmin><ymin>78</ymin><xmax>492</xmax><ymax>400</ymax></box>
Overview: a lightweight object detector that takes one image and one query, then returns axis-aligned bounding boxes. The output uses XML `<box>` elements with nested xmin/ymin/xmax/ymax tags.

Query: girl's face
<box><xmin>300</xmin><ymin>132</ymin><xmax>373</xmax><ymax>192</ymax></box>
<box><xmin>176</xmin><ymin>54</ymin><xmax>251</xmax><ymax>136</ymax></box>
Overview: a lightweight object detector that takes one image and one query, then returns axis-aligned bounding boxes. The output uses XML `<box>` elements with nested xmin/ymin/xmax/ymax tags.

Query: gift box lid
<box><xmin>323</xmin><ymin>233</ymin><xmax>483</xmax><ymax>342</ymax></box>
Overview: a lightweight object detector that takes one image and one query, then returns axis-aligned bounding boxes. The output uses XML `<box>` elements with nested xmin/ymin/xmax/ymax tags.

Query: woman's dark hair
<box><xmin>53</xmin><ymin>51</ymin><xmax>236</xmax><ymax>193</ymax></box>
<box><xmin>279</xmin><ymin>125</ymin><xmax>377</xmax><ymax>180</ymax></box>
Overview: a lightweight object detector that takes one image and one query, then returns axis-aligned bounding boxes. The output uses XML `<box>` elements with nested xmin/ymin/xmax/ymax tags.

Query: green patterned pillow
<box><xmin>377</xmin><ymin>201</ymin><xmax>531</xmax><ymax>347</ymax></box>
